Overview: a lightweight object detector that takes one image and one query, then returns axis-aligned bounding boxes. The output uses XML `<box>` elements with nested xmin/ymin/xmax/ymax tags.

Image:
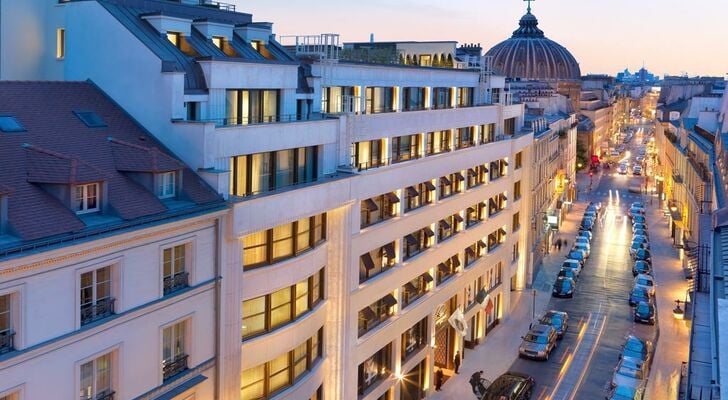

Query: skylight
<box><xmin>74</xmin><ymin>111</ymin><xmax>107</xmax><ymax>128</ymax></box>
<box><xmin>0</xmin><ymin>116</ymin><xmax>26</xmax><ymax>133</ymax></box>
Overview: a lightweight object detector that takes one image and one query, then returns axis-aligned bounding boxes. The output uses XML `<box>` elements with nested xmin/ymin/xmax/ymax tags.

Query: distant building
<box><xmin>616</xmin><ymin>67</ymin><xmax>658</xmax><ymax>84</ymax></box>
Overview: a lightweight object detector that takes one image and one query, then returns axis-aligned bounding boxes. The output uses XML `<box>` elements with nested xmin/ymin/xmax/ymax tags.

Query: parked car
<box><xmin>574</xmin><ymin>242</ymin><xmax>591</xmax><ymax>258</ymax></box>
<box><xmin>631</xmin><ymin>202</ymin><xmax>645</xmax><ymax>209</ymax></box>
<box><xmin>562</xmin><ymin>259</ymin><xmax>582</xmax><ymax>276</ymax></box>
<box><xmin>539</xmin><ymin>310</ymin><xmax>569</xmax><ymax>339</ymax></box>
<box><xmin>558</xmin><ymin>267</ymin><xmax>578</xmax><ymax>281</ymax></box>
<box><xmin>552</xmin><ymin>276</ymin><xmax>576</xmax><ymax>298</ymax></box>
<box><xmin>632</xmin><ymin>223</ymin><xmax>648</xmax><ymax>232</ymax></box>
<box><xmin>634</xmin><ymin>274</ymin><xmax>656</xmax><ymax>296</ymax></box>
<box><xmin>575</xmin><ymin>236</ymin><xmax>590</xmax><ymax>246</ymax></box>
<box><xmin>636</xmin><ymin>155</ymin><xmax>645</xmax><ymax>162</ymax></box>
<box><xmin>519</xmin><ymin>324</ymin><xmax>558</xmax><ymax>361</ymax></box>
<box><xmin>633</xmin><ymin>228</ymin><xmax>648</xmax><ymax>238</ymax></box>
<box><xmin>620</xmin><ymin>335</ymin><xmax>653</xmax><ymax>367</ymax></box>
<box><xmin>584</xmin><ymin>210</ymin><xmax>597</xmax><ymax>220</ymax></box>
<box><xmin>629</xmin><ymin>287</ymin><xmax>651</xmax><ymax>306</ymax></box>
<box><xmin>632</xmin><ymin>165</ymin><xmax>642</xmax><ymax>175</ymax></box>
<box><xmin>628</xmin><ymin>207</ymin><xmax>645</xmax><ymax>218</ymax></box>
<box><xmin>607</xmin><ymin>384</ymin><xmax>646</xmax><ymax>400</ymax></box>
<box><xmin>632</xmin><ymin>260</ymin><xmax>652</xmax><ymax>276</ymax></box>
<box><xmin>632</xmin><ymin>215</ymin><xmax>647</xmax><ymax>225</ymax></box>
<box><xmin>629</xmin><ymin>241</ymin><xmax>650</xmax><ymax>257</ymax></box>
<box><xmin>634</xmin><ymin>301</ymin><xmax>656</xmax><ymax>325</ymax></box>
<box><xmin>567</xmin><ymin>250</ymin><xmax>586</xmax><ymax>267</ymax></box>
<box><xmin>633</xmin><ymin>249</ymin><xmax>652</xmax><ymax>263</ymax></box>
<box><xmin>581</xmin><ymin>218</ymin><xmax>595</xmax><ymax>231</ymax></box>
<box><xmin>578</xmin><ymin>230</ymin><xmax>593</xmax><ymax>241</ymax></box>
<box><xmin>618</xmin><ymin>164</ymin><xmax>628</xmax><ymax>175</ymax></box>
<box><xmin>611</xmin><ymin>357</ymin><xmax>648</xmax><ymax>392</ymax></box>
<box><xmin>480</xmin><ymin>371</ymin><xmax>535</xmax><ymax>400</ymax></box>
<box><xmin>632</xmin><ymin>235</ymin><xmax>649</xmax><ymax>245</ymax></box>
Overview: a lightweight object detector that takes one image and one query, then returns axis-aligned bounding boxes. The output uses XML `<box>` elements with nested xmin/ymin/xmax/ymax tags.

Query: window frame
<box><xmin>242</xmin><ymin>214</ymin><xmax>327</xmax><ymax>270</ymax></box>
<box><xmin>156</xmin><ymin>171</ymin><xmax>176</xmax><ymax>199</ymax></box>
<box><xmin>56</xmin><ymin>28</ymin><xmax>65</xmax><ymax>59</ymax></box>
<box><xmin>161</xmin><ymin>318</ymin><xmax>190</xmax><ymax>382</ymax></box>
<box><xmin>404</xmin><ymin>181</ymin><xmax>434</xmax><ymax>212</ymax></box>
<box><xmin>78</xmin><ymin>351</ymin><xmax>114</xmax><ymax>400</ymax></box>
<box><xmin>78</xmin><ymin>264</ymin><xmax>115</xmax><ymax>327</ymax></box>
<box><xmin>74</xmin><ymin>182</ymin><xmax>100</xmax><ymax>214</ymax></box>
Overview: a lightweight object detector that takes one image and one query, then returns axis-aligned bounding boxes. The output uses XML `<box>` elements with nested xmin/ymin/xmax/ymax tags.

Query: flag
<box><xmin>448</xmin><ymin>308</ymin><xmax>468</xmax><ymax>337</ymax></box>
<box><xmin>484</xmin><ymin>298</ymin><xmax>494</xmax><ymax>315</ymax></box>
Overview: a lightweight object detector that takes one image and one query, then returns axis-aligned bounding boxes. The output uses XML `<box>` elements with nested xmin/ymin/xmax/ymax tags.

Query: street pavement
<box><xmin>431</xmin><ymin>126</ymin><xmax>688</xmax><ymax>400</ymax></box>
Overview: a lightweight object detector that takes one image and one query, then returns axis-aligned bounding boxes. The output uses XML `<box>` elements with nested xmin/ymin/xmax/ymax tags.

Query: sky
<box><xmin>231</xmin><ymin>0</ymin><xmax>728</xmax><ymax>77</ymax></box>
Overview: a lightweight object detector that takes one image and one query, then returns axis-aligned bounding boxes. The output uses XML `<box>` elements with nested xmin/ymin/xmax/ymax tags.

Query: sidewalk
<box><xmin>429</xmin><ymin>201</ymin><xmax>587</xmax><ymax>399</ymax></box>
<box><xmin>643</xmin><ymin>197</ymin><xmax>690</xmax><ymax>400</ymax></box>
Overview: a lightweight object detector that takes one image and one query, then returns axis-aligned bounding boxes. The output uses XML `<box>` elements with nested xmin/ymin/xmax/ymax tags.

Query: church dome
<box><xmin>485</xmin><ymin>10</ymin><xmax>581</xmax><ymax>81</ymax></box>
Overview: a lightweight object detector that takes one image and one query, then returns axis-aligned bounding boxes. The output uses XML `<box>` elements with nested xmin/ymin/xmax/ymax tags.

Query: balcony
<box><xmin>0</xmin><ymin>330</ymin><xmax>15</xmax><ymax>354</ymax></box>
<box><xmin>163</xmin><ymin>272</ymin><xmax>189</xmax><ymax>295</ymax></box>
<box><xmin>163</xmin><ymin>354</ymin><xmax>189</xmax><ymax>381</ymax></box>
<box><xmin>95</xmin><ymin>390</ymin><xmax>116</xmax><ymax>400</ymax></box>
<box><xmin>80</xmin><ymin>298</ymin><xmax>115</xmax><ymax>326</ymax></box>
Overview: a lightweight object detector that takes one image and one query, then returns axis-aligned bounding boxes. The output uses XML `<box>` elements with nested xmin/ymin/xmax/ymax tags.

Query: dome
<box><xmin>485</xmin><ymin>11</ymin><xmax>581</xmax><ymax>81</ymax></box>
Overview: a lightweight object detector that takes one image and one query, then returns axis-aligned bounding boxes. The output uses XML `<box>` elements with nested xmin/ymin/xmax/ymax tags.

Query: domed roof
<box><xmin>485</xmin><ymin>11</ymin><xmax>581</xmax><ymax>81</ymax></box>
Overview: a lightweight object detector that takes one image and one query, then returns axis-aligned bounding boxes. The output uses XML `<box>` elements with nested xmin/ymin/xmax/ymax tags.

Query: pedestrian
<box><xmin>453</xmin><ymin>351</ymin><xmax>461</xmax><ymax>374</ymax></box>
<box><xmin>557</xmin><ymin>238</ymin><xmax>562</xmax><ymax>251</ymax></box>
<box><xmin>435</xmin><ymin>368</ymin><xmax>444</xmax><ymax>391</ymax></box>
<box><xmin>470</xmin><ymin>370</ymin><xmax>486</xmax><ymax>396</ymax></box>
<box><xmin>563</xmin><ymin>239</ymin><xmax>568</xmax><ymax>249</ymax></box>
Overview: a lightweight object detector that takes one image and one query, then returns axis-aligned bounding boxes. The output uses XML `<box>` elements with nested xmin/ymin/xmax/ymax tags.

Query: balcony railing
<box><xmin>163</xmin><ymin>354</ymin><xmax>189</xmax><ymax>381</ymax></box>
<box><xmin>163</xmin><ymin>272</ymin><xmax>189</xmax><ymax>295</ymax></box>
<box><xmin>0</xmin><ymin>330</ymin><xmax>15</xmax><ymax>354</ymax></box>
<box><xmin>80</xmin><ymin>298</ymin><xmax>115</xmax><ymax>326</ymax></box>
<box><xmin>181</xmin><ymin>113</ymin><xmax>331</xmax><ymax>127</ymax></box>
<box><xmin>95</xmin><ymin>390</ymin><xmax>116</xmax><ymax>400</ymax></box>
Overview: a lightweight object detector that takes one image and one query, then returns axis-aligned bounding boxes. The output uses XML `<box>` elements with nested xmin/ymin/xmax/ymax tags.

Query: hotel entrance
<box><xmin>433</xmin><ymin>296</ymin><xmax>457</xmax><ymax>371</ymax></box>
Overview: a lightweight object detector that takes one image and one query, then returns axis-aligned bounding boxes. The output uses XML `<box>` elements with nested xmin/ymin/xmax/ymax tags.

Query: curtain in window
<box><xmin>268</xmin><ymin>353</ymin><xmax>291</xmax><ymax>392</ymax></box>
<box><xmin>275</xmin><ymin>149</ymin><xmax>294</xmax><ymax>188</ymax></box>
<box><xmin>240</xmin><ymin>365</ymin><xmax>266</xmax><ymax>400</ymax></box>
<box><xmin>272</xmin><ymin>224</ymin><xmax>294</xmax><ymax>260</ymax></box>
<box><xmin>242</xmin><ymin>296</ymin><xmax>266</xmax><ymax>338</ymax></box>
<box><xmin>243</xmin><ymin>231</ymin><xmax>268</xmax><ymax>267</ymax></box>
<box><xmin>270</xmin><ymin>287</ymin><xmax>292</xmax><ymax>328</ymax></box>
<box><xmin>250</xmin><ymin>153</ymin><xmax>271</xmax><ymax>194</ymax></box>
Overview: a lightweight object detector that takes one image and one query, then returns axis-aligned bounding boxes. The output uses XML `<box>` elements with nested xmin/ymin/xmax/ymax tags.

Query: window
<box><xmin>241</xmin><ymin>269</ymin><xmax>324</xmax><ymax>340</ymax></box>
<box><xmin>513</xmin><ymin>212</ymin><xmax>521</xmax><ymax>232</ymax></box>
<box><xmin>436</xmin><ymin>255</ymin><xmax>460</xmax><ymax>285</ymax></box>
<box><xmin>75</xmin><ymin>183</ymin><xmax>100</xmax><ymax>214</ymax></box>
<box><xmin>0</xmin><ymin>116</ymin><xmax>25</xmax><ymax>133</ymax></box>
<box><xmin>464</xmin><ymin>241</ymin><xmax>485</xmax><ymax>267</ymax></box>
<box><xmin>163</xmin><ymin>244</ymin><xmax>188</xmax><ymax>295</ymax></box>
<box><xmin>512</xmin><ymin>241</ymin><xmax>520</xmax><ymax>262</ymax></box>
<box><xmin>79</xmin><ymin>353</ymin><xmax>113</xmax><ymax>400</ymax></box>
<box><xmin>359</xmin><ymin>242</ymin><xmax>396</xmax><ymax>283</ymax></box>
<box><xmin>242</xmin><ymin>214</ymin><xmax>326</xmax><ymax>270</ymax></box>
<box><xmin>439</xmin><ymin>172</ymin><xmax>463</xmax><ymax>199</ymax></box>
<box><xmin>432</xmin><ymin>87</ymin><xmax>452</xmax><ymax>109</ymax></box>
<box><xmin>353</xmin><ymin>139</ymin><xmax>384</xmax><ymax>170</ymax></box>
<box><xmin>402</xmin><ymin>273</ymin><xmax>432</xmax><ymax>308</ymax></box>
<box><xmin>401</xmin><ymin>318</ymin><xmax>428</xmax><ymax>361</ymax></box>
<box><xmin>73</xmin><ymin>111</ymin><xmax>107</xmax><ymax>128</ymax></box>
<box><xmin>488</xmin><ymin>193</ymin><xmax>508</xmax><ymax>216</ymax></box>
<box><xmin>56</xmin><ymin>28</ymin><xmax>65</xmax><ymax>59</ymax></box>
<box><xmin>240</xmin><ymin>329</ymin><xmax>323</xmax><ymax>400</ymax></box>
<box><xmin>230</xmin><ymin>146</ymin><xmax>318</xmax><ymax>196</ymax></box>
<box><xmin>457</xmin><ymin>87</ymin><xmax>473</xmax><ymax>107</ymax></box>
<box><xmin>438</xmin><ymin>213</ymin><xmax>462</xmax><ymax>243</ymax></box>
<box><xmin>358</xmin><ymin>294</ymin><xmax>396</xmax><ymax>337</ymax></box>
<box><xmin>514</xmin><ymin>181</ymin><xmax>522</xmax><ymax>200</ymax></box>
<box><xmin>361</xmin><ymin>192</ymin><xmax>399</xmax><ymax>228</ymax></box>
<box><xmin>162</xmin><ymin>321</ymin><xmax>188</xmax><ymax>381</ymax></box>
<box><xmin>391</xmin><ymin>134</ymin><xmax>421</xmax><ymax>163</ymax></box>
<box><xmin>156</xmin><ymin>171</ymin><xmax>176</xmax><ymax>199</ymax></box>
<box><xmin>365</xmin><ymin>87</ymin><xmax>395</xmax><ymax>114</ymax></box>
<box><xmin>80</xmin><ymin>266</ymin><xmax>114</xmax><ymax>326</ymax></box>
<box><xmin>404</xmin><ymin>181</ymin><xmax>434</xmax><ymax>212</ymax></box>
<box><xmin>249</xmin><ymin>40</ymin><xmax>274</xmax><ymax>59</ymax></box>
<box><xmin>403</xmin><ymin>226</ymin><xmax>434</xmax><ymax>260</ymax></box>
<box><xmin>403</xmin><ymin>87</ymin><xmax>426</xmax><ymax>111</ymax></box>
<box><xmin>167</xmin><ymin>31</ymin><xmax>181</xmax><ymax>48</ymax></box>
<box><xmin>454</xmin><ymin>127</ymin><xmax>475</xmax><ymax>149</ymax></box>
<box><xmin>480</xmin><ymin>123</ymin><xmax>496</xmax><ymax>144</ymax></box>
<box><xmin>515</xmin><ymin>151</ymin><xmax>523</xmax><ymax>169</ymax></box>
<box><xmin>467</xmin><ymin>165</ymin><xmax>488</xmax><ymax>188</ymax></box>
<box><xmin>489</xmin><ymin>159</ymin><xmax>508</xmax><ymax>181</ymax></box>
<box><xmin>321</xmin><ymin>86</ymin><xmax>355</xmax><ymax>113</ymax></box>
<box><xmin>426</xmin><ymin>130</ymin><xmax>451</xmax><ymax>155</ymax></box>
<box><xmin>487</xmin><ymin>228</ymin><xmax>507</xmax><ymax>253</ymax></box>
<box><xmin>504</xmin><ymin>117</ymin><xmax>516</xmax><ymax>135</ymax></box>
<box><xmin>466</xmin><ymin>203</ymin><xmax>486</xmax><ymax>227</ymax></box>
<box><xmin>0</xmin><ymin>294</ymin><xmax>14</xmax><ymax>354</ymax></box>
<box><xmin>226</xmin><ymin>89</ymin><xmax>279</xmax><ymax>125</ymax></box>
<box><xmin>358</xmin><ymin>343</ymin><xmax>392</xmax><ymax>395</ymax></box>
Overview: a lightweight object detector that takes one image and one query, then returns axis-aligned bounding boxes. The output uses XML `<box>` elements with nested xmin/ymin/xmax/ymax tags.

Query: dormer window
<box><xmin>75</xmin><ymin>183</ymin><xmax>100</xmax><ymax>214</ymax></box>
<box><xmin>156</xmin><ymin>172</ymin><xmax>176</xmax><ymax>199</ymax></box>
<box><xmin>0</xmin><ymin>116</ymin><xmax>25</xmax><ymax>133</ymax></box>
<box><xmin>212</xmin><ymin>36</ymin><xmax>237</xmax><ymax>57</ymax></box>
<box><xmin>212</xmin><ymin>36</ymin><xmax>224</xmax><ymax>49</ymax></box>
<box><xmin>167</xmin><ymin>32</ymin><xmax>181</xmax><ymax>48</ymax></box>
<box><xmin>166</xmin><ymin>31</ymin><xmax>199</xmax><ymax>57</ymax></box>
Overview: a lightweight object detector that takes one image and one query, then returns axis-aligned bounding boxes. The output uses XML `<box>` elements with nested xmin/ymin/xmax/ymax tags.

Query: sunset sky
<box><xmin>235</xmin><ymin>0</ymin><xmax>728</xmax><ymax>77</ymax></box>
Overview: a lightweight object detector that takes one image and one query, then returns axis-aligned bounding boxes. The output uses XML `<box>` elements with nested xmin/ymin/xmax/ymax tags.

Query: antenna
<box><xmin>524</xmin><ymin>0</ymin><xmax>534</xmax><ymax>13</ymax></box>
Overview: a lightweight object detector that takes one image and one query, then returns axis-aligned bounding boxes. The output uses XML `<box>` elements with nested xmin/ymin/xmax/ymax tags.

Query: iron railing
<box><xmin>190</xmin><ymin>113</ymin><xmax>331</xmax><ymax>127</ymax></box>
<box><xmin>163</xmin><ymin>354</ymin><xmax>189</xmax><ymax>381</ymax></box>
<box><xmin>80</xmin><ymin>298</ymin><xmax>115</xmax><ymax>326</ymax></box>
<box><xmin>0</xmin><ymin>330</ymin><xmax>15</xmax><ymax>354</ymax></box>
<box><xmin>163</xmin><ymin>272</ymin><xmax>189</xmax><ymax>295</ymax></box>
<box><xmin>95</xmin><ymin>390</ymin><xmax>116</xmax><ymax>400</ymax></box>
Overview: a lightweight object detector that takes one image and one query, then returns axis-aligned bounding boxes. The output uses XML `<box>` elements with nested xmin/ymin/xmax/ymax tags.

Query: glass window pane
<box><xmin>296</xmin><ymin>217</ymin><xmax>311</xmax><ymax>252</ymax></box>
<box><xmin>250</xmin><ymin>153</ymin><xmax>271</xmax><ymax>194</ymax></box>
<box><xmin>275</xmin><ymin>149</ymin><xmax>294</xmax><ymax>188</ymax></box>
<box><xmin>226</xmin><ymin>90</ymin><xmax>239</xmax><ymax>124</ymax></box>
<box><xmin>96</xmin><ymin>354</ymin><xmax>111</xmax><ymax>393</ymax></box>
<box><xmin>270</xmin><ymin>288</ymin><xmax>292</xmax><ymax>328</ymax></box>
<box><xmin>263</xmin><ymin>90</ymin><xmax>278</xmax><ymax>121</ymax></box>
<box><xmin>243</xmin><ymin>230</ymin><xmax>268</xmax><ymax>267</ymax></box>
<box><xmin>163</xmin><ymin>248</ymin><xmax>172</xmax><ymax>277</ymax></box>
<box><xmin>295</xmin><ymin>279</ymin><xmax>309</xmax><ymax>317</ymax></box>
<box><xmin>240</xmin><ymin>365</ymin><xmax>266</xmax><ymax>400</ymax></box>
<box><xmin>293</xmin><ymin>342</ymin><xmax>308</xmax><ymax>379</ymax></box>
<box><xmin>242</xmin><ymin>296</ymin><xmax>266</xmax><ymax>338</ymax></box>
<box><xmin>80</xmin><ymin>361</ymin><xmax>94</xmax><ymax>400</ymax></box>
<box><xmin>163</xmin><ymin>327</ymin><xmax>172</xmax><ymax>362</ymax></box>
<box><xmin>310</xmin><ymin>331</ymin><xmax>320</xmax><ymax>362</ymax></box>
<box><xmin>272</xmin><ymin>224</ymin><xmax>294</xmax><ymax>260</ymax></box>
<box><xmin>268</xmin><ymin>353</ymin><xmax>291</xmax><ymax>393</ymax></box>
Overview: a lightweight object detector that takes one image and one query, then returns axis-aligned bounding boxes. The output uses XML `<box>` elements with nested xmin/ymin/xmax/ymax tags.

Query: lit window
<box><xmin>166</xmin><ymin>32</ymin><xmax>181</xmax><ymax>48</ymax></box>
<box><xmin>0</xmin><ymin>116</ymin><xmax>25</xmax><ymax>133</ymax></box>
<box><xmin>80</xmin><ymin>353</ymin><xmax>113</xmax><ymax>400</ymax></box>
<box><xmin>212</xmin><ymin>36</ymin><xmax>224</xmax><ymax>49</ymax></box>
<box><xmin>156</xmin><ymin>172</ymin><xmax>176</xmax><ymax>199</ymax></box>
<box><xmin>162</xmin><ymin>321</ymin><xmax>188</xmax><ymax>380</ymax></box>
<box><xmin>75</xmin><ymin>183</ymin><xmax>100</xmax><ymax>214</ymax></box>
<box><xmin>56</xmin><ymin>28</ymin><xmax>65</xmax><ymax>59</ymax></box>
<box><xmin>250</xmin><ymin>40</ymin><xmax>260</xmax><ymax>51</ymax></box>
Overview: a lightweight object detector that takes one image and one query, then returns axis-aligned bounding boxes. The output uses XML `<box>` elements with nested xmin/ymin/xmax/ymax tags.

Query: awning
<box><xmin>468</xmin><ymin>168</ymin><xmax>477</xmax><ymax>177</ymax></box>
<box><xmin>363</xmin><ymin>198</ymin><xmax>378</xmax><ymax>211</ymax></box>
<box><xmin>454</xmin><ymin>172</ymin><xmax>465</xmax><ymax>181</ymax></box>
<box><xmin>437</xmin><ymin>263</ymin><xmax>450</xmax><ymax>273</ymax></box>
<box><xmin>422</xmin><ymin>273</ymin><xmax>434</xmax><ymax>283</ymax></box>
<box><xmin>481</xmin><ymin>164</ymin><xmax>489</xmax><ymax>172</ymax></box>
<box><xmin>477</xmin><ymin>239</ymin><xmax>487</xmax><ymax>248</ymax></box>
<box><xmin>361</xmin><ymin>252</ymin><xmax>375</xmax><ymax>270</ymax></box>
<box><xmin>424</xmin><ymin>181</ymin><xmax>436</xmax><ymax>191</ymax></box>
<box><xmin>383</xmin><ymin>242</ymin><xmax>396</xmax><ymax>259</ymax></box>
<box><xmin>440</xmin><ymin>176</ymin><xmax>451</xmax><ymax>186</ymax></box>
<box><xmin>452</xmin><ymin>256</ymin><xmax>461</xmax><ymax>268</ymax></box>
<box><xmin>404</xmin><ymin>282</ymin><xmax>418</xmax><ymax>293</ymax></box>
<box><xmin>406</xmin><ymin>186</ymin><xmax>419</xmax><ymax>197</ymax></box>
<box><xmin>386</xmin><ymin>192</ymin><xmax>400</xmax><ymax>204</ymax></box>
<box><xmin>405</xmin><ymin>234</ymin><xmax>418</xmax><ymax>245</ymax></box>
<box><xmin>502</xmin><ymin>160</ymin><xmax>509</xmax><ymax>166</ymax></box>
<box><xmin>465</xmin><ymin>246</ymin><xmax>477</xmax><ymax>258</ymax></box>
<box><xmin>439</xmin><ymin>219</ymin><xmax>451</xmax><ymax>230</ymax></box>
<box><xmin>453</xmin><ymin>213</ymin><xmax>464</xmax><ymax>223</ymax></box>
<box><xmin>382</xmin><ymin>294</ymin><xmax>397</xmax><ymax>307</ymax></box>
<box><xmin>360</xmin><ymin>306</ymin><xmax>376</xmax><ymax>320</ymax></box>
<box><xmin>424</xmin><ymin>227</ymin><xmax>435</xmax><ymax>237</ymax></box>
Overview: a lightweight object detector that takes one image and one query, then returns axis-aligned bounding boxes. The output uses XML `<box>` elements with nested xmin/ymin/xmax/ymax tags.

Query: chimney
<box><xmin>370</xmin><ymin>33</ymin><xmax>374</xmax><ymax>43</ymax></box>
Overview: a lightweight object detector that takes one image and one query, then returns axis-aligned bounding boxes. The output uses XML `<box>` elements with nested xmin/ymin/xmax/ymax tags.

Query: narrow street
<box><xmin>431</xmin><ymin>124</ymin><xmax>690</xmax><ymax>400</ymax></box>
